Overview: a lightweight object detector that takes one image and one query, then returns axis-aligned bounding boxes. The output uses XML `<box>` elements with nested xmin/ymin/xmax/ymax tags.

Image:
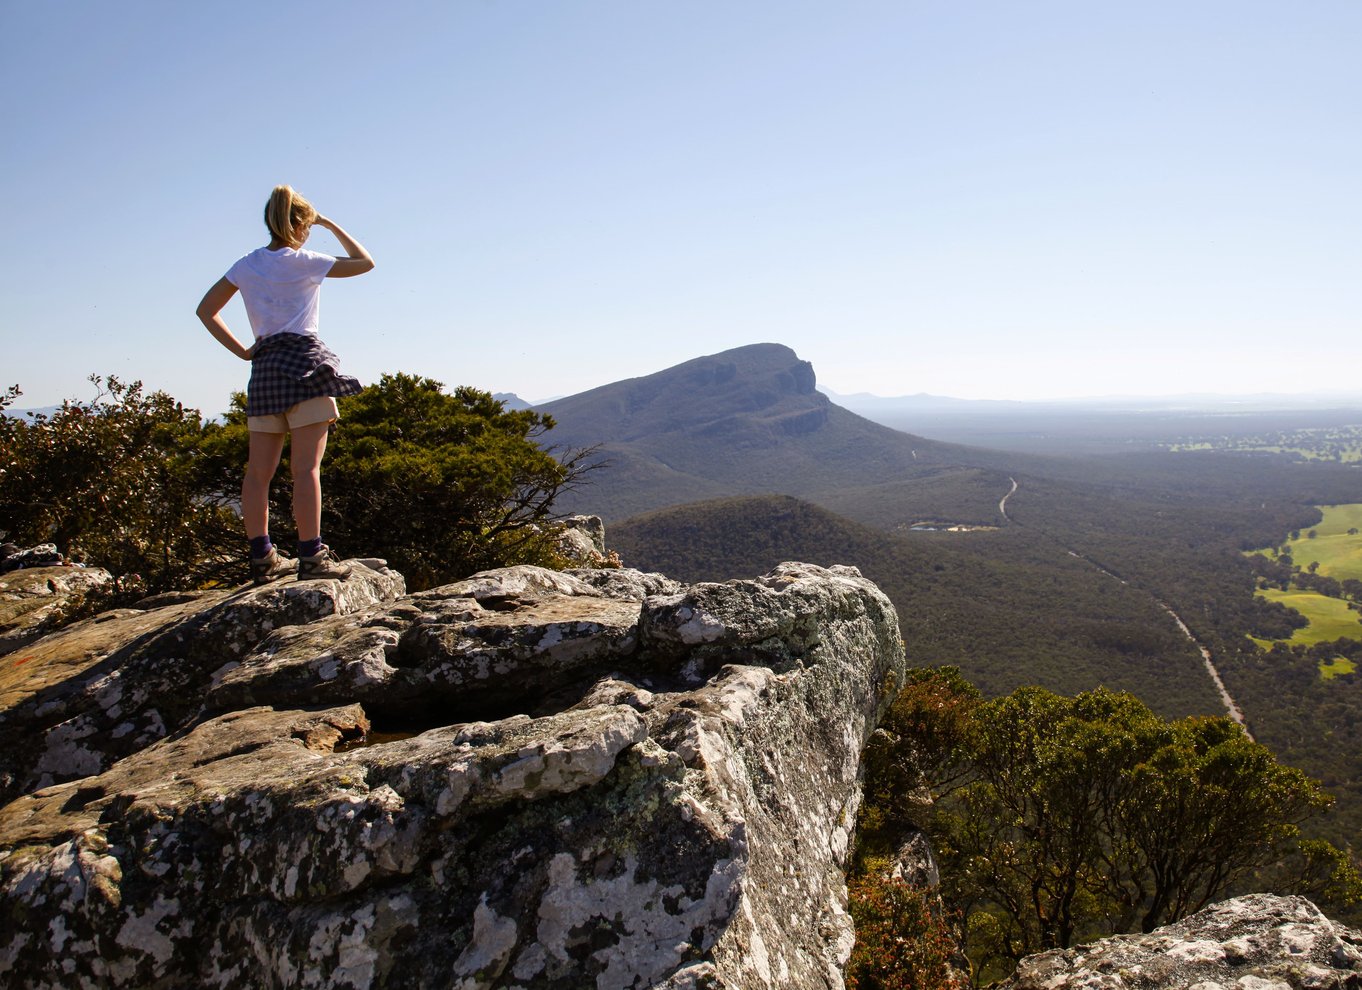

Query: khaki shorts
<box><xmin>246</xmin><ymin>396</ymin><xmax>340</xmax><ymax>434</ymax></box>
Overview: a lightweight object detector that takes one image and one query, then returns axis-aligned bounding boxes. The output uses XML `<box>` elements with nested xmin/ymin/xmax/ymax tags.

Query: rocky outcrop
<box><xmin>0</xmin><ymin>561</ymin><xmax>405</xmax><ymax>805</ymax></box>
<box><xmin>0</xmin><ymin>564</ymin><xmax>113</xmax><ymax>658</ymax></box>
<box><xmin>555</xmin><ymin>514</ymin><xmax>607</xmax><ymax>561</ymax></box>
<box><xmin>1002</xmin><ymin>894</ymin><xmax>1362</xmax><ymax>990</ymax></box>
<box><xmin>0</xmin><ymin>559</ymin><xmax>904</xmax><ymax>989</ymax></box>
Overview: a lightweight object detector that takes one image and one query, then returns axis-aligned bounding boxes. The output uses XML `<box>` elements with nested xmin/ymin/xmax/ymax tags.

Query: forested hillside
<box><xmin>539</xmin><ymin>343</ymin><xmax>972</xmax><ymax>519</ymax></box>
<box><xmin>997</xmin><ymin>464</ymin><xmax>1362</xmax><ymax>848</ymax></box>
<box><xmin>569</xmin><ymin>345</ymin><xmax>1362</xmax><ymax>861</ymax></box>
<box><xmin>613</xmin><ymin>466</ymin><xmax>1362</xmax><ymax>855</ymax></box>
<box><xmin>612</xmin><ymin>495</ymin><xmax>1221</xmax><ymax>718</ymax></box>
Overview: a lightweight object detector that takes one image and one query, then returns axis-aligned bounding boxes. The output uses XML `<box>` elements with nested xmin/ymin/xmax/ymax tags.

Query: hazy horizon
<box><xmin>817</xmin><ymin>383</ymin><xmax>1362</xmax><ymax>408</ymax></box>
<box><xmin>12</xmin><ymin>346</ymin><xmax>1362</xmax><ymax>417</ymax></box>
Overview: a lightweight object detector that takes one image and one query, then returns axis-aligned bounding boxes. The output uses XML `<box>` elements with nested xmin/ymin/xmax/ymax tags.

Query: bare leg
<box><xmin>242</xmin><ymin>431</ymin><xmax>286</xmax><ymax>539</ymax></box>
<box><xmin>289</xmin><ymin>421</ymin><xmax>332</xmax><ymax>542</ymax></box>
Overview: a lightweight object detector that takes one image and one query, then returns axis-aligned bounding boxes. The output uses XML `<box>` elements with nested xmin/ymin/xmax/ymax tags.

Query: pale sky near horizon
<box><xmin>2</xmin><ymin>1</ymin><xmax>1359</xmax><ymax>414</ymax></box>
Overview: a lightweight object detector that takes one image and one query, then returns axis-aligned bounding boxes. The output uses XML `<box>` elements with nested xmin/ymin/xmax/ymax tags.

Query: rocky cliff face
<box><xmin>0</xmin><ymin>557</ymin><xmax>904</xmax><ymax>989</ymax></box>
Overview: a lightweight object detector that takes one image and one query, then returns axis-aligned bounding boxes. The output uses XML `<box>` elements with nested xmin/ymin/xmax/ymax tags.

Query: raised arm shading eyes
<box><xmin>314</xmin><ymin>215</ymin><xmax>374</xmax><ymax>278</ymax></box>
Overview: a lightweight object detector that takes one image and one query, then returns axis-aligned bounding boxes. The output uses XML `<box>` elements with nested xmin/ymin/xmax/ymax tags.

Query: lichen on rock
<box><xmin>1000</xmin><ymin>894</ymin><xmax>1362</xmax><ymax>990</ymax></box>
<box><xmin>1</xmin><ymin>559</ymin><xmax>904</xmax><ymax>988</ymax></box>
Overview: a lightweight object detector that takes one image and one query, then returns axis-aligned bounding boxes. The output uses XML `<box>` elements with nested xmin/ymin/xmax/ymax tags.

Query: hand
<box><xmin>313</xmin><ymin>214</ymin><xmax>335</xmax><ymax>230</ymax></box>
<box><xmin>243</xmin><ymin>341</ymin><xmax>257</xmax><ymax>361</ymax></box>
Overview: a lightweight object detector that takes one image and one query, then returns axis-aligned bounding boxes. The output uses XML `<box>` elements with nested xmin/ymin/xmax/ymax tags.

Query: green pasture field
<box><xmin>1321</xmin><ymin>657</ymin><xmax>1358</xmax><ymax>680</ymax></box>
<box><xmin>1247</xmin><ymin>503</ymin><xmax>1362</xmax><ymax>581</ymax></box>
<box><xmin>1294</xmin><ymin>446</ymin><xmax>1362</xmax><ymax>463</ymax></box>
<box><xmin>1282</xmin><ymin>504</ymin><xmax>1362</xmax><ymax>581</ymax></box>
<box><xmin>1256</xmin><ymin>587</ymin><xmax>1362</xmax><ymax>645</ymax></box>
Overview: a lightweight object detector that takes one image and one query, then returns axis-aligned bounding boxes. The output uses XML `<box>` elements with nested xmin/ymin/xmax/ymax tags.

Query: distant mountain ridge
<box><xmin>539</xmin><ymin>343</ymin><xmax>997</xmax><ymax>521</ymax></box>
<box><xmin>821</xmin><ymin>386</ymin><xmax>1362</xmax><ymax>415</ymax></box>
<box><xmin>492</xmin><ymin>392</ymin><xmax>531</xmax><ymax>411</ymax></box>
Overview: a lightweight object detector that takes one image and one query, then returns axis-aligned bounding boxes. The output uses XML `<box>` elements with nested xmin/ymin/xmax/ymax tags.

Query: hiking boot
<box><xmin>297</xmin><ymin>544</ymin><xmax>352</xmax><ymax>581</ymax></box>
<box><xmin>249</xmin><ymin>548</ymin><xmax>294</xmax><ymax>586</ymax></box>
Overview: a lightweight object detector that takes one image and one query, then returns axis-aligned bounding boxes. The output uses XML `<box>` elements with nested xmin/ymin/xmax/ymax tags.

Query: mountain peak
<box><xmin>540</xmin><ymin>342</ymin><xmax>822</xmax><ymax>443</ymax></box>
<box><xmin>537</xmin><ymin>344</ymin><xmax>965</xmax><ymax>520</ymax></box>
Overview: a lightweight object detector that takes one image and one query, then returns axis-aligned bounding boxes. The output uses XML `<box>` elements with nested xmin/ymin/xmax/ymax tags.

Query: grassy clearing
<box><xmin>1320</xmin><ymin>657</ymin><xmax>1358</xmax><ymax>680</ymax></box>
<box><xmin>1315</xmin><ymin>504</ymin><xmax>1362</xmax><ymax>536</ymax></box>
<box><xmin>1247</xmin><ymin>503</ymin><xmax>1362</xmax><ymax>580</ymax></box>
<box><xmin>1279</xmin><ymin>504</ymin><xmax>1362</xmax><ymax>581</ymax></box>
<box><xmin>1256</xmin><ymin>587</ymin><xmax>1362</xmax><ymax>645</ymax></box>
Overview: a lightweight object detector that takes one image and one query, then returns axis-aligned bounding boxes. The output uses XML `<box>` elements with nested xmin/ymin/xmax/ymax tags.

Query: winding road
<box><xmin>997</xmin><ymin>476</ymin><xmax>1252</xmax><ymax>738</ymax></box>
<box><xmin>999</xmin><ymin>476</ymin><xmax>1018</xmax><ymax>518</ymax></box>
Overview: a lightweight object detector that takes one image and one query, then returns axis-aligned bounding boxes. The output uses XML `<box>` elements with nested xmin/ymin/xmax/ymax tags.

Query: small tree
<box><xmin>939</xmin><ymin>688</ymin><xmax>1162</xmax><ymax>958</ymax></box>
<box><xmin>1104</xmin><ymin>715</ymin><xmax>1330</xmax><ymax>933</ymax></box>
<box><xmin>857</xmin><ymin>667</ymin><xmax>980</xmax><ymax>867</ymax></box>
<box><xmin>0</xmin><ymin>376</ymin><xmax>239</xmax><ymax>592</ymax></box>
<box><xmin>207</xmin><ymin>374</ymin><xmax>598</xmax><ymax>590</ymax></box>
<box><xmin>882</xmin><ymin>683</ymin><xmax>1340</xmax><ymax>973</ymax></box>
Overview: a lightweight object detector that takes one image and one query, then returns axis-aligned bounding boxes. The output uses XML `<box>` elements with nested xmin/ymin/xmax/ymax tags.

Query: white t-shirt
<box><xmin>225</xmin><ymin>247</ymin><xmax>336</xmax><ymax>339</ymax></box>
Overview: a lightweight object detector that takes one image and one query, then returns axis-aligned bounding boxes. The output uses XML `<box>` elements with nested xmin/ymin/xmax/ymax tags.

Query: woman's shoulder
<box><xmin>231</xmin><ymin>246</ymin><xmax>331</xmax><ymax>275</ymax></box>
<box><xmin>292</xmin><ymin>247</ymin><xmax>336</xmax><ymax>265</ymax></box>
<box><xmin>229</xmin><ymin>245</ymin><xmax>271</xmax><ymax>269</ymax></box>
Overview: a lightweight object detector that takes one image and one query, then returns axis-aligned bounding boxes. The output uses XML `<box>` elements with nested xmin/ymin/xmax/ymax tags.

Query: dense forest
<box><xmin>611</xmin><ymin>445</ymin><xmax>1362</xmax><ymax>882</ymax></box>
<box><xmin>612</xmin><ymin>494</ymin><xmax>1222</xmax><ymax>719</ymax></box>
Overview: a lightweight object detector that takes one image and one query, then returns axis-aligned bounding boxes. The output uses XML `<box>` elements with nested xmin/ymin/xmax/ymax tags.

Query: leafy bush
<box><xmin>846</xmin><ymin>866</ymin><xmax>964</xmax><ymax>990</ymax></box>
<box><xmin>2</xmin><ymin>373</ymin><xmax>595</xmax><ymax>596</ymax></box>
<box><xmin>856</xmin><ymin>667</ymin><xmax>979</xmax><ymax>873</ymax></box>
<box><xmin>206</xmin><ymin>373</ymin><xmax>597</xmax><ymax>590</ymax></box>
<box><xmin>856</xmin><ymin>672</ymin><xmax>1347</xmax><ymax>978</ymax></box>
<box><xmin>0</xmin><ymin>376</ymin><xmax>239</xmax><ymax>593</ymax></box>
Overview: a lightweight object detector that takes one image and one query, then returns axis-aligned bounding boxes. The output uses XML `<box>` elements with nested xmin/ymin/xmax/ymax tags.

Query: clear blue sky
<box><xmin>3</xmin><ymin>1</ymin><xmax>1359</xmax><ymax>413</ymax></box>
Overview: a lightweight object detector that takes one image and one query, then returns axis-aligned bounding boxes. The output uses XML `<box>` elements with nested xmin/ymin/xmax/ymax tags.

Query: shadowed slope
<box><xmin>539</xmin><ymin>343</ymin><xmax>970</xmax><ymax>519</ymax></box>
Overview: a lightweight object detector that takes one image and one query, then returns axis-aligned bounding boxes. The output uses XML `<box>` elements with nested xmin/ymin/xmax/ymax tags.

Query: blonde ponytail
<box><xmin>263</xmin><ymin>185</ymin><xmax>317</xmax><ymax>248</ymax></box>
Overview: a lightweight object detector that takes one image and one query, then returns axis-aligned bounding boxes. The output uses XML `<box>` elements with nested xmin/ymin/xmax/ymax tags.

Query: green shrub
<box><xmin>856</xmin><ymin>672</ymin><xmax>1347</xmax><ymax>977</ymax></box>
<box><xmin>1</xmin><ymin>373</ymin><xmax>596</xmax><ymax>596</ymax></box>
<box><xmin>206</xmin><ymin>373</ymin><xmax>597</xmax><ymax>590</ymax></box>
<box><xmin>0</xmin><ymin>376</ymin><xmax>239</xmax><ymax>593</ymax></box>
<box><xmin>846</xmin><ymin>867</ymin><xmax>963</xmax><ymax>990</ymax></box>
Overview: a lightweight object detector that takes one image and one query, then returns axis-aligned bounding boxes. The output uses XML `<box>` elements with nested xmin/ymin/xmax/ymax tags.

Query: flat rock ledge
<box><xmin>1002</xmin><ymin>894</ymin><xmax>1362</xmax><ymax>990</ymax></box>
<box><xmin>0</xmin><ymin>560</ymin><xmax>406</xmax><ymax>804</ymax></box>
<box><xmin>0</xmin><ymin>560</ymin><xmax>904</xmax><ymax>989</ymax></box>
<box><xmin>0</xmin><ymin>565</ymin><xmax>115</xmax><ymax>658</ymax></box>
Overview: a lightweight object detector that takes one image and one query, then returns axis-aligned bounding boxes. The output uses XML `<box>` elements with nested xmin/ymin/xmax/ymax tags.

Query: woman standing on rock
<box><xmin>196</xmin><ymin>185</ymin><xmax>374</xmax><ymax>584</ymax></box>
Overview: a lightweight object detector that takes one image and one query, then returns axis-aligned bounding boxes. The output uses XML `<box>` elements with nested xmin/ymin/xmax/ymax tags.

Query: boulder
<box><xmin>1002</xmin><ymin>894</ymin><xmax>1362</xmax><ymax>990</ymax></box>
<box><xmin>558</xmin><ymin>514</ymin><xmax>607</xmax><ymax>557</ymax></box>
<box><xmin>563</xmin><ymin>514</ymin><xmax>607</xmax><ymax>552</ymax></box>
<box><xmin>0</xmin><ymin>561</ymin><xmax>904</xmax><ymax>989</ymax></box>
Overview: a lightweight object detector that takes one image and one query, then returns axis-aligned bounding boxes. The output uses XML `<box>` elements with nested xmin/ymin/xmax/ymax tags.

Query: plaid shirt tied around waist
<box><xmin>246</xmin><ymin>332</ymin><xmax>363</xmax><ymax>417</ymax></box>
